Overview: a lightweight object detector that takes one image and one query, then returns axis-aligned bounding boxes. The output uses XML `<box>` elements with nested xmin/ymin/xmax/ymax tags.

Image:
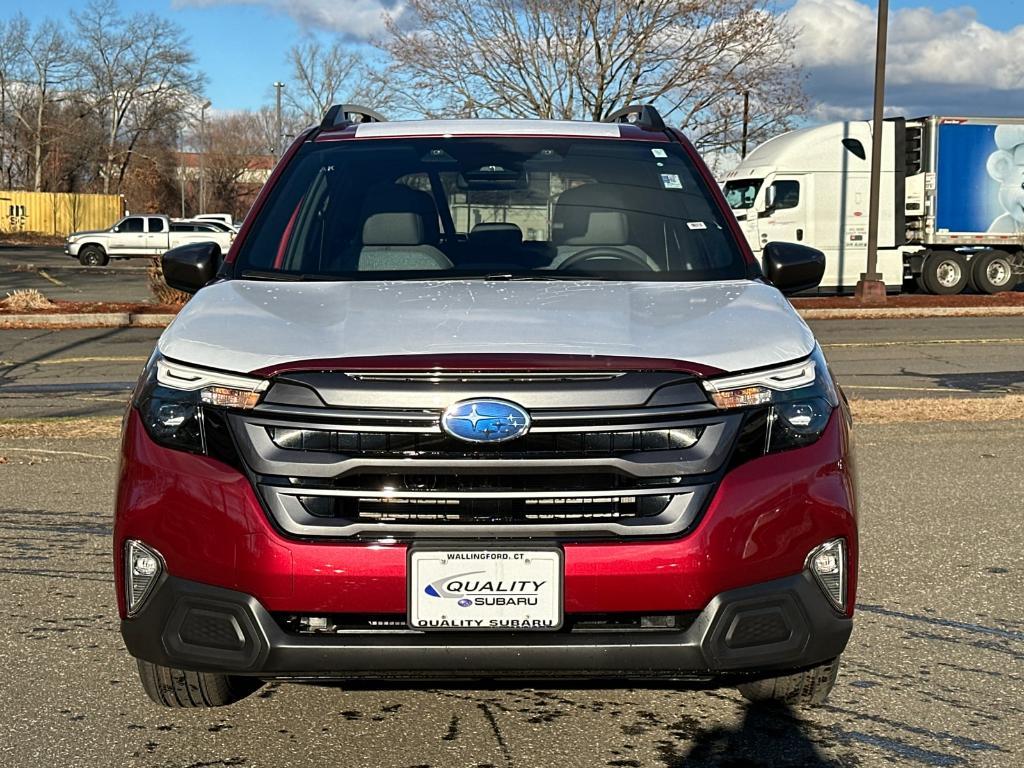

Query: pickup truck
<box><xmin>65</xmin><ymin>214</ymin><xmax>235</xmax><ymax>266</ymax></box>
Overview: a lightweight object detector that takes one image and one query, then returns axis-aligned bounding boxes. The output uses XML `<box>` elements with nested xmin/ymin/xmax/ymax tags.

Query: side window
<box><xmin>772</xmin><ymin>180</ymin><xmax>800</xmax><ymax>211</ymax></box>
<box><xmin>148</xmin><ymin>217</ymin><xmax>165</xmax><ymax>232</ymax></box>
<box><xmin>121</xmin><ymin>217</ymin><xmax>144</xmax><ymax>233</ymax></box>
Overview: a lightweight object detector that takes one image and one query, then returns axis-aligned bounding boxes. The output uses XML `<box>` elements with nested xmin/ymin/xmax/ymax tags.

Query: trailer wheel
<box><xmin>971</xmin><ymin>250</ymin><xmax>1018</xmax><ymax>294</ymax></box>
<box><xmin>921</xmin><ymin>251</ymin><xmax>969</xmax><ymax>295</ymax></box>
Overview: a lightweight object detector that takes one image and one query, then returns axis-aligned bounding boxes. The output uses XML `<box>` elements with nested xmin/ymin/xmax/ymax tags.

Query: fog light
<box><xmin>125</xmin><ymin>540</ymin><xmax>163</xmax><ymax>616</ymax></box>
<box><xmin>807</xmin><ymin>538</ymin><xmax>846</xmax><ymax>611</ymax></box>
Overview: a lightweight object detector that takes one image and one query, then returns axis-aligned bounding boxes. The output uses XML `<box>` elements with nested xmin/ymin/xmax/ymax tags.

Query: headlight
<box><xmin>133</xmin><ymin>353</ymin><xmax>268</xmax><ymax>454</ymax></box>
<box><xmin>704</xmin><ymin>345</ymin><xmax>838</xmax><ymax>454</ymax></box>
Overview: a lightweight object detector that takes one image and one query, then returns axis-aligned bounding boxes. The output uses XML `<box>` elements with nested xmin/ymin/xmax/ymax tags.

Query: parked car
<box><xmin>115</xmin><ymin>105</ymin><xmax>856</xmax><ymax>709</ymax></box>
<box><xmin>64</xmin><ymin>214</ymin><xmax>234</xmax><ymax>266</ymax></box>
<box><xmin>192</xmin><ymin>213</ymin><xmax>235</xmax><ymax>229</ymax></box>
<box><xmin>172</xmin><ymin>218</ymin><xmax>235</xmax><ymax>233</ymax></box>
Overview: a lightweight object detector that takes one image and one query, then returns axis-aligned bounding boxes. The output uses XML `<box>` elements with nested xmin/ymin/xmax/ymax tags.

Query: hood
<box><xmin>158</xmin><ymin>279</ymin><xmax>815</xmax><ymax>376</ymax></box>
<box><xmin>67</xmin><ymin>229</ymin><xmax>109</xmax><ymax>238</ymax></box>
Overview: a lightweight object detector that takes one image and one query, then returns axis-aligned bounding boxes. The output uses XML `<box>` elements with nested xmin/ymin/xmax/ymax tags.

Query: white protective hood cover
<box><xmin>158</xmin><ymin>279</ymin><xmax>815</xmax><ymax>376</ymax></box>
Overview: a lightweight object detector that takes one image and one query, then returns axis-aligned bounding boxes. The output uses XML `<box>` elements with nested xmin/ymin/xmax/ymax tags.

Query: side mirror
<box><xmin>112</xmin><ymin>226</ymin><xmax>119</xmax><ymax>232</ymax></box>
<box><xmin>758</xmin><ymin>184</ymin><xmax>777</xmax><ymax>219</ymax></box>
<box><xmin>761</xmin><ymin>241</ymin><xmax>825</xmax><ymax>295</ymax></box>
<box><xmin>162</xmin><ymin>241</ymin><xmax>222</xmax><ymax>294</ymax></box>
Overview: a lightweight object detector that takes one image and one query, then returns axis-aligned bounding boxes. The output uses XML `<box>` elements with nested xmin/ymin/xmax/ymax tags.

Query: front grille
<box><xmin>226</xmin><ymin>370</ymin><xmax>743</xmax><ymax>539</ymax></box>
<box><xmin>268</xmin><ymin>425</ymin><xmax>703</xmax><ymax>458</ymax></box>
<box><xmin>297</xmin><ymin>493</ymin><xmax>673</xmax><ymax>525</ymax></box>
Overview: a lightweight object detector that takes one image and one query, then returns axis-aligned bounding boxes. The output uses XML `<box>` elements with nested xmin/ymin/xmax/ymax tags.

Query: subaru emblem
<box><xmin>441</xmin><ymin>399</ymin><xmax>531</xmax><ymax>443</ymax></box>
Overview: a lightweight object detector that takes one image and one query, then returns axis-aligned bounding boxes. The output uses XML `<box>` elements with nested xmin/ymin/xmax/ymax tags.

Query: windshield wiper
<box><xmin>240</xmin><ymin>270</ymin><xmax>324</xmax><ymax>281</ymax></box>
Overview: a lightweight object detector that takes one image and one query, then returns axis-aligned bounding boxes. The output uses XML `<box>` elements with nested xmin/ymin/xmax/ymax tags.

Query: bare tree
<box><xmin>381</xmin><ymin>0</ymin><xmax>805</xmax><ymax>154</ymax></box>
<box><xmin>9</xmin><ymin>18</ymin><xmax>81</xmax><ymax>191</ymax></box>
<box><xmin>285</xmin><ymin>38</ymin><xmax>391</xmax><ymax>125</ymax></box>
<box><xmin>0</xmin><ymin>17</ymin><xmax>30</xmax><ymax>189</ymax></box>
<box><xmin>200</xmin><ymin>112</ymin><xmax>276</xmax><ymax>218</ymax></box>
<box><xmin>74</xmin><ymin>0</ymin><xmax>205</xmax><ymax>194</ymax></box>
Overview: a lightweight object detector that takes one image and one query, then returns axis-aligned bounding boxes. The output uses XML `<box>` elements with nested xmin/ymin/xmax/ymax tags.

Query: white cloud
<box><xmin>173</xmin><ymin>0</ymin><xmax>405</xmax><ymax>40</ymax></box>
<box><xmin>789</xmin><ymin>0</ymin><xmax>1024</xmax><ymax>120</ymax></box>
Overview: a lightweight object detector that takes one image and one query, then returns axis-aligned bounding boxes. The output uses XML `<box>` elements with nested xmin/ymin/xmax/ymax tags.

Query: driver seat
<box><xmin>548</xmin><ymin>184</ymin><xmax>658</xmax><ymax>271</ymax></box>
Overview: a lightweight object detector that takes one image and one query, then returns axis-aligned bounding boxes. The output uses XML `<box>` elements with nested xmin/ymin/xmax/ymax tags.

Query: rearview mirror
<box><xmin>761</xmin><ymin>241</ymin><xmax>825</xmax><ymax>295</ymax></box>
<box><xmin>162</xmin><ymin>241</ymin><xmax>222</xmax><ymax>294</ymax></box>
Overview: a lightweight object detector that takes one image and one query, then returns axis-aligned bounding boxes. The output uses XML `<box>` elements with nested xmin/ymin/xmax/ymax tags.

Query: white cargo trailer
<box><xmin>723</xmin><ymin>116</ymin><xmax>1024</xmax><ymax>294</ymax></box>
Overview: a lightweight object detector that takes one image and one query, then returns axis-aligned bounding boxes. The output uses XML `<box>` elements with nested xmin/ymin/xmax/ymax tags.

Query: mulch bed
<box><xmin>791</xmin><ymin>291</ymin><xmax>1024</xmax><ymax>309</ymax></box>
<box><xmin>0</xmin><ymin>300</ymin><xmax>180</xmax><ymax>315</ymax></box>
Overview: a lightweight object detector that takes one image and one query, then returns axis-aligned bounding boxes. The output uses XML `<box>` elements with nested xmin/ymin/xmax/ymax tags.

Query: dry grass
<box><xmin>850</xmin><ymin>394</ymin><xmax>1024</xmax><ymax>424</ymax></box>
<box><xmin>0</xmin><ymin>416</ymin><xmax>121</xmax><ymax>439</ymax></box>
<box><xmin>147</xmin><ymin>259</ymin><xmax>191</xmax><ymax>307</ymax></box>
<box><xmin>0</xmin><ymin>288</ymin><xmax>56</xmax><ymax>311</ymax></box>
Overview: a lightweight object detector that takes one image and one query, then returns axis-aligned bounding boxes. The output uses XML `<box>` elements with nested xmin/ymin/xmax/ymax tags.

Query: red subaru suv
<box><xmin>115</xmin><ymin>105</ymin><xmax>855</xmax><ymax>708</ymax></box>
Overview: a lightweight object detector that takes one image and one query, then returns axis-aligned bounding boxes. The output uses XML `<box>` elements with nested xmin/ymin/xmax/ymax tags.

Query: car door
<box><xmin>756</xmin><ymin>176</ymin><xmax>812</xmax><ymax>250</ymax></box>
<box><xmin>146</xmin><ymin>217</ymin><xmax>169</xmax><ymax>255</ymax></box>
<box><xmin>112</xmin><ymin>216</ymin><xmax>147</xmax><ymax>255</ymax></box>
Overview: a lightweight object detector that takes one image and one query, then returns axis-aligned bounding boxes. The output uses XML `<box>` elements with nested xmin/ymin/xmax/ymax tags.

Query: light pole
<box><xmin>273</xmin><ymin>82</ymin><xmax>285</xmax><ymax>156</ymax></box>
<box><xmin>856</xmin><ymin>0</ymin><xmax>889</xmax><ymax>302</ymax></box>
<box><xmin>740</xmin><ymin>90</ymin><xmax>750</xmax><ymax>160</ymax></box>
<box><xmin>198</xmin><ymin>99</ymin><xmax>211</xmax><ymax>215</ymax></box>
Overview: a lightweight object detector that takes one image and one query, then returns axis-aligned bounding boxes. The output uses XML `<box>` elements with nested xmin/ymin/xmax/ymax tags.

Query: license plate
<box><xmin>408</xmin><ymin>547</ymin><xmax>563</xmax><ymax>631</ymax></box>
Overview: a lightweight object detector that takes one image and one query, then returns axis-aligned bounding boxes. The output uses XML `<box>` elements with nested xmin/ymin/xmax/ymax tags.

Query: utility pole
<box><xmin>198</xmin><ymin>99</ymin><xmax>211</xmax><ymax>215</ymax></box>
<box><xmin>856</xmin><ymin>0</ymin><xmax>889</xmax><ymax>302</ymax></box>
<box><xmin>273</xmin><ymin>82</ymin><xmax>285</xmax><ymax>156</ymax></box>
<box><xmin>741</xmin><ymin>90</ymin><xmax>750</xmax><ymax>160</ymax></box>
<box><xmin>179</xmin><ymin>146</ymin><xmax>185</xmax><ymax>218</ymax></box>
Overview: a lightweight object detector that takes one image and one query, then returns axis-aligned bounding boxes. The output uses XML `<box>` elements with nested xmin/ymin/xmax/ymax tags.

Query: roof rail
<box><xmin>320</xmin><ymin>104</ymin><xmax>388</xmax><ymax>130</ymax></box>
<box><xmin>604</xmin><ymin>104</ymin><xmax>666</xmax><ymax>132</ymax></box>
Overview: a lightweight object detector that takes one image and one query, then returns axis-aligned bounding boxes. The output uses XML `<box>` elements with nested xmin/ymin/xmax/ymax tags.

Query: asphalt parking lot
<box><xmin>1</xmin><ymin>421</ymin><xmax>1021</xmax><ymax>767</ymax></box>
<box><xmin>0</xmin><ymin>245</ymin><xmax>151</xmax><ymax>304</ymax></box>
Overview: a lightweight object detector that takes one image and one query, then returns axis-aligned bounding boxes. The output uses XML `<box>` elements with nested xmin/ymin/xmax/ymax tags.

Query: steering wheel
<box><xmin>556</xmin><ymin>246</ymin><xmax>656</xmax><ymax>272</ymax></box>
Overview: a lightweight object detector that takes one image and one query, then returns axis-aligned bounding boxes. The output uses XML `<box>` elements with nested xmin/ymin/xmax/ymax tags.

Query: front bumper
<box><xmin>121</xmin><ymin>571</ymin><xmax>852</xmax><ymax>680</ymax></box>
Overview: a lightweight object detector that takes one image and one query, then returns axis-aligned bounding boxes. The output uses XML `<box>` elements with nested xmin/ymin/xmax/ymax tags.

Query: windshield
<box><xmin>233</xmin><ymin>137</ymin><xmax>748</xmax><ymax>282</ymax></box>
<box><xmin>723</xmin><ymin>179</ymin><xmax>763</xmax><ymax>210</ymax></box>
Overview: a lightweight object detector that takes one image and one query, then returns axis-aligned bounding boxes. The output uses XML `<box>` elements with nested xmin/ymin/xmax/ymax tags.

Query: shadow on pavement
<box><xmin>912</xmin><ymin>369</ymin><xmax>1024</xmax><ymax>394</ymax></box>
<box><xmin>664</xmin><ymin>702</ymin><xmax>837</xmax><ymax>767</ymax></box>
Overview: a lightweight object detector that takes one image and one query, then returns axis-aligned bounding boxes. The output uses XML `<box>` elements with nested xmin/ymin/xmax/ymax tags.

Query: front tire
<box><xmin>78</xmin><ymin>245</ymin><xmax>109</xmax><ymax>267</ymax></box>
<box><xmin>737</xmin><ymin>657</ymin><xmax>840</xmax><ymax>706</ymax></box>
<box><xmin>921</xmin><ymin>251</ymin><xmax>969</xmax><ymax>295</ymax></box>
<box><xmin>971</xmin><ymin>250</ymin><xmax>1018</xmax><ymax>294</ymax></box>
<box><xmin>136</xmin><ymin>659</ymin><xmax>262</xmax><ymax>708</ymax></box>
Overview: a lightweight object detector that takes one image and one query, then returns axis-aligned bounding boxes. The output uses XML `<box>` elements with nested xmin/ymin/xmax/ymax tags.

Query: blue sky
<box><xmin>8</xmin><ymin>0</ymin><xmax>1024</xmax><ymax>117</ymax></box>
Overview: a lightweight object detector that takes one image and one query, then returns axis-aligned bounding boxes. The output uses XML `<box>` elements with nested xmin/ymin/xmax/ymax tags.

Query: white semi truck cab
<box><xmin>724</xmin><ymin>116</ymin><xmax>1024</xmax><ymax>294</ymax></box>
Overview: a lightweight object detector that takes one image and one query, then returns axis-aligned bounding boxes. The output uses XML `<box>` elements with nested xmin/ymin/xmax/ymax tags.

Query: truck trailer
<box><xmin>723</xmin><ymin>116</ymin><xmax>1024</xmax><ymax>294</ymax></box>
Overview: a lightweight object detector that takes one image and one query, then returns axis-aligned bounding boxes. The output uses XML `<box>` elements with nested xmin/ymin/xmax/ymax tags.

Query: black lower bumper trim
<box><xmin>121</xmin><ymin>572</ymin><xmax>852</xmax><ymax>680</ymax></box>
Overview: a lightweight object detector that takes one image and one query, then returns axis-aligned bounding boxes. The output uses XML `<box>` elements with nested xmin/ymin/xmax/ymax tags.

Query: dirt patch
<box><xmin>0</xmin><ymin>417</ymin><xmax>122</xmax><ymax>439</ymax></box>
<box><xmin>851</xmin><ymin>395</ymin><xmax>1024</xmax><ymax>424</ymax></box>
<box><xmin>0</xmin><ymin>233</ymin><xmax>65</xmax><ymax>247</ymax></box>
